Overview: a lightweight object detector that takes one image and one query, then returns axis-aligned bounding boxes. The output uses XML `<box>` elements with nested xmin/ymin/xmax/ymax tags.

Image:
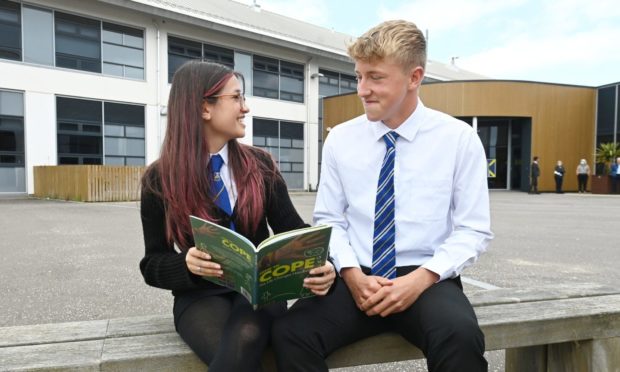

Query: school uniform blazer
<box><xmin>139</xmin><ymin>146</ymin><xmax>307</xmax><ymax>298</ymax></box>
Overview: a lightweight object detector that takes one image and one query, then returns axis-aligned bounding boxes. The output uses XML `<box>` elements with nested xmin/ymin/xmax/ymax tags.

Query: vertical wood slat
<box><xmin>34</xmin><ymin>166</ymin><xmax>145</xmax><ymax>202</ymax></box>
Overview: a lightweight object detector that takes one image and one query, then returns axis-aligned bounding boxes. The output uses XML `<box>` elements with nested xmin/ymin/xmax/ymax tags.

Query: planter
<box><xmin>590</xmin><ymin>175</ymin><xmax>612</xmax><ymax>194</ymax></box>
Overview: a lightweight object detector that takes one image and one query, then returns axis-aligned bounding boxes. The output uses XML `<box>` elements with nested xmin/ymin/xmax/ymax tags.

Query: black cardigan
<box><xmin>139</xmin><ymin>147</ymin><xmax>307</xmax><ymax>298</ymax></box>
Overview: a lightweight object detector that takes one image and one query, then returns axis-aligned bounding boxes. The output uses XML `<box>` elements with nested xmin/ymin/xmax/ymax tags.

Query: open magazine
<box><xmin>189</xmin><ymin>215</ymin><xmax>331</xmax><ymax>306</ymax></box>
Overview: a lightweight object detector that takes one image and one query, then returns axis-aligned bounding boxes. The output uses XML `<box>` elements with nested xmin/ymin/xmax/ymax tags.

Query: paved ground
<box><xmin>1</xmin><ymin>191</ymin><xmax>619</xmax><ymax>371</ymax></box>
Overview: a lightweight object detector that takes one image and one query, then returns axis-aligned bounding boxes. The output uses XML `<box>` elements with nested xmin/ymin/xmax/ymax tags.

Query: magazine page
<box><xmin>189</xmin><ymin>216</ymin><xmax>258</xmax><ymax>303</ymax></box>
<box><xmin>255</xmin><ymin>225</ymin><xmax>331</xmax><ymax>305</ymax></box>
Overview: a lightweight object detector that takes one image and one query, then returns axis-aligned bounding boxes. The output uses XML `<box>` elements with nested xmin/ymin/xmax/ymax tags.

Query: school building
<box><xmin>2</xmin><ymin>0</ymin><xmax>617</xmax><ymax>195</ymax></box>
<box><xmin>0</xmin><ymin>0</ymin><xmax>487</xmax><ymax>194</ymax></box>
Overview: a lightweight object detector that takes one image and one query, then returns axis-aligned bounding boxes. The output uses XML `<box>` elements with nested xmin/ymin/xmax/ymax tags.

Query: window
<box><xmin>253</xmin><ymin>55</ymin><xmax>279</xmax><ymax>99</ymax></box>
<box><xmin>167</xmin><ymin>36</ymin><xmax>201</xmax><ymax>82</ymax></box>
<box><xmin>0</xmin><ymin>0</ymin><xmax>21</xmax><ymax>61</ymax></box>
<box><xmin>0</xmin><ymin>90</ymin><xmax>25</xmax><ymax>192</ymax></box>
<box><xmin>318</xmin><ymin>70</ymin><xmax>340</xmax><ymax>97</ymax></box>
<box><xmin>253</xmin><ymin>118</ymin><xmax>304</xmax><ymax>189</ymax></box>
<box><xmin>234</xmin><ymin>52</ymin><xmax>253</xmax><ymax>95</ymax></box>
<box><xmin>1</xmin><ymin>3</ymin><xmax>145</xmax><ymax>79</ymax></box>
<box><xmin>254</xmin><ymin>56</ymin><xmax>305</xmax><ymax>102</ymax></box>
<box><xmin>0</xmin><ymin>90</ymin><xmax>24</xmax><ymax>166</ymax></box>
<box><xmin>102</xmin><ymin>22</ymin><xmax>144</xmax><ymax>79</ymax></box>
<box><xmin>339</xmin><ymin>74</ymin><xmax>357</xmax><ymax>94</ymax></box>
<box><xmin>55</xmin><ymin>12</ymin><xmax>101</xmax><ymax>73</ymax></box>
<box><xmin>203</xmin><ymin>43</ymin><xmax>234</xmax><ymax>69</ymax></box>
<box><xmin>318</xmin><ymin>69</ymin><xmax>357</xmax><ymax>97</ymax></box>
<box><xmin>57</xmin><ymin>97</ymin><xmax>103</xmax><ymax>164</ymax></box>
<box><xmin>57</xmin><ymin>97</ymin><xmax>145</xmax><ymax>165</ymax></box>
<box><xmin>104</xmin><ymin>102</ymin><xmax>145</xmax><ymax>165</ymax></box>
<box><xmin>167</xmin><ymin>36</ymin><xmax>234</xmax><ymax>82</ymax></box>
<box><xmin>23</xmin><ymin>5</ymin><xmax>54</xmax><ymax>65</ymax></box>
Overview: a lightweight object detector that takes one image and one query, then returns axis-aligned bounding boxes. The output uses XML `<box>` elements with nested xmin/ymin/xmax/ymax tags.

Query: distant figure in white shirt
<box><xmin>272</xmin><ymin>20</ymin><xmax>493</xmax><ymax>372</ymax></box>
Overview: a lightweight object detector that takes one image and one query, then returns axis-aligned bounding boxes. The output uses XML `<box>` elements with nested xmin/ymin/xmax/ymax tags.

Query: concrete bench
<box><xmin>2</xmin><ymin>283</ymin><xmax>620</xmax><ymax>371</ymax></box>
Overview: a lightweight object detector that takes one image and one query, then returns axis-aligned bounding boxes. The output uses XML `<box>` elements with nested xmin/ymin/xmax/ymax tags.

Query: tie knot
<box><xmin>383</xmin><ymin>131</ymin><xmax>399</xmax><ymax>149</ymax></box>
<box><xmin>210</xmin><ymin>154</ymin><xmax>224</xmax><ymax>173</ymax></box>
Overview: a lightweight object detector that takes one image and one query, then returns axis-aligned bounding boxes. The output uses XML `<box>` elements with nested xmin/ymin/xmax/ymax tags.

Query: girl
<box><xmin>139</xmin><ymin>61</ymin><xmax>335</xmax><ymax>371</ymax></box>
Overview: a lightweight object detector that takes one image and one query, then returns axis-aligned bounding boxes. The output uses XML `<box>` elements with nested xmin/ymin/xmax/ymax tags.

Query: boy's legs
<box><xmin>272</xmin><ymin>277</ymin><xmax>387</xmax><ymax>372</ymax></box>
<box><xmin>273</xmin><ymin>269</ymin><xmax>486</xmax><ymax>372</ymax></box>
<box><xmin>389</xmin><ymin>278</ymin><xmax>487</xmax><ymax>372</ymax></box>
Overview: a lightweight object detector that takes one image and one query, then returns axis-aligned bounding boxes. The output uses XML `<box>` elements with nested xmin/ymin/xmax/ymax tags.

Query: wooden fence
<box><xmin>34</xmin><ymin>165</ymin><xmax>146</xmax><ymax>202</ymax></box>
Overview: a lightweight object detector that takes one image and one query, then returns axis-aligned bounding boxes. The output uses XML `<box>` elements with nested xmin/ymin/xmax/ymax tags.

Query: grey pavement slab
<box><xmin>1</xmin><ymin>191</ymin><xmax>619</xmax><ymax>371</ymax></box>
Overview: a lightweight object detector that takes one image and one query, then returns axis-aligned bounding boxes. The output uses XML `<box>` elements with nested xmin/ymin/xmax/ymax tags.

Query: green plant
<box><xmin>595</xmin><ymin>142</ymin><xmax>620</xmax><ymax>175</ymax></box>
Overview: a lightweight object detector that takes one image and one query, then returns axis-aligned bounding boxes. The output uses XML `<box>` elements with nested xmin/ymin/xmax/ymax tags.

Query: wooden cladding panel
<box><xmin>420</xmin><ymin>82</ymin><xmax>596</xmax><ymax>192</ymax></box>
<box><xmin>34</xmin><ymin>166</ymin><xmax>145</xmax><ymax>202</ymax></box>
<box><xmin>322</xmin><ymin>94</ymin><xmax>364</xmax><ymax>140</ymax></box>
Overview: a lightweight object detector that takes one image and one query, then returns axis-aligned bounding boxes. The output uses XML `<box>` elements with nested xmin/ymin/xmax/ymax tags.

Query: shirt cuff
<box><xmin>421</xmin><ymin>257</ymin><xmax>453</xmax><ymax>282</ymax></box>
<box><xmin>331</xmin><ymin>251</ymin><xmax>361</xmax><ymax>274</ymax></box>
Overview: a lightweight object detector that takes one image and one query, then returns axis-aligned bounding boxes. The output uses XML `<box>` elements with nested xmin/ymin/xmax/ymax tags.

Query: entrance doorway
<box><xmin>459</xmin><ymin>117</ymin><xmax>531</xmax><ymax>190</ymax></box>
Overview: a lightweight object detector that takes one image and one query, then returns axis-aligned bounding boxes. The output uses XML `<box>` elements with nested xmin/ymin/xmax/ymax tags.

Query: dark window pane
<box><xmin>280</xmin><ymin>121</ymin><xmax>303</xmax><ymax>139</ymax></box>
<box><xmin>0</xmin><ymin>117</ymin><xmax>24</xmax><ymax>154</ymax></box>
<box><xmin>57</xmin><ymin>97</ymin><xmax>103</xmax><ymax>162</ymax></box>
<box><xmin>0</xmin><ymin>0</ymin><xmax>21</xmax><ymax>61</ymax></box>
<box><xmin>597</xmin><ymin>86</ymin><xmax>615</xmax><ymax>147</ymax></box>
<box><xmin>253</xmin><ymin>118</ymin><xmax>279</xmax><ymax>137</ymax></box>
<box><xmin>83</xmin><ymin>124</ymin><xmax>100</xmax><ymax>133</ymax></box>
<box><xmin>82</xmin><ymin>157</ymin><xmax>101</xmax><ymax>164</ymax></box>
<box><xmin>203</xmin><ymin>43</ymin><xmax>234</xmax><ymax>68</ymax></box>
<box><xmin>340</xmin><ymin>74</ymin><xmax>357</xmax><ymax>93</ymax></box>
<box><xmin>57</xmin><ymin>134</ymin><xmax>102</xmax><ymax>154</ymax></box>
<box><xmin>253</xmin><ymin>70</ymin><xmax>279</xmax><ymax>99</ymax></box>
<box><xmin>168</xmin><ymin>36</ymin><xmax>202</xmax><ymax>82</ymax></box>
<box><xmin>59</xmin><ymin>122</ymin><xmax>79</xmax><ymax>131</ymax></box>
<box><xmin>55</xmin><ymin>11</ymin><xmax>101</xmax><ymax>73</ymax></box>
<box><xmin>59</xmin><ymin>156</ymin><xmax>79</xmax><ymax>164</ymax></box>
<box><xmin>104</xmin><ymin>102</ymin><xmax>144</xmax><ymax>126</ymax></box>
<box><xmin>57</xmin><ymin>97</ymin><xmax>102</xmax><ymax>123</ymax></box>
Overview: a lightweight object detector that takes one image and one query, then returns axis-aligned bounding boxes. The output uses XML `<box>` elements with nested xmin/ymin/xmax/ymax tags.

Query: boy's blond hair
<box><xmin>347</xmin><ymin>20</ymin><xmax>426</xmax><ymax>71</ymax></box>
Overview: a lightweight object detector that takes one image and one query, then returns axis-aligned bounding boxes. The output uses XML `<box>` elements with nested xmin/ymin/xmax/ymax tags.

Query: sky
<box><xmin>237</xmin><ymin>0</ymin><xmax>620</xmax><ymax>87</ymax></box>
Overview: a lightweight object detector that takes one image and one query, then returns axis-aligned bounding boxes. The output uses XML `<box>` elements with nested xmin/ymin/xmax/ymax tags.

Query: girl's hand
<box><xmin>303</xmin><ymin>261</ymin><xmax>336</xmax><ymax>296</ymax></box>
<box><xmin>186</xmin><ymin>247</ymin><xmax>223</xmax><ymax>277</ymax></box>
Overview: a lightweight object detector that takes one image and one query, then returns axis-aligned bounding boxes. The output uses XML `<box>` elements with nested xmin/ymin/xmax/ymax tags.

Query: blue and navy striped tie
<box><xmin>372</xmin><ymin>131</ymin><xmax>399</xmax><ymax>279</ymax></box>
<box><xmin>209</xmin><ymin>154</ymin><xmax>235</xmax><ymax>230</ymax></box>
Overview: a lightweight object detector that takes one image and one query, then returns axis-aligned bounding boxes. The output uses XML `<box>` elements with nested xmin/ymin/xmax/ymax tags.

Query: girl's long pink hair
<box><xmin>143</xmin><ymin>61</ymin><xmax>272</xmax><ymax>249</ymax></box>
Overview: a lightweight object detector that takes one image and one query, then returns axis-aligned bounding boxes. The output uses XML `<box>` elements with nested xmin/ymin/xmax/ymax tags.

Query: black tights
<box><xmin>174</xmin><ymin>292</ymin><xmax>285</xmax><ymax>372</ymax></box>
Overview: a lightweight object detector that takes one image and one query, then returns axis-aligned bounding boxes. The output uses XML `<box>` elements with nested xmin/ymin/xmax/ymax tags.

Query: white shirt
<box><xmin>211</xmin><ymin>143</ymin><xmax>238</xmax><ymax>209</ymax></box>
<box><xmin>314</xmin><ymin>101</ymin><xmax>493</xmax><ymax>281</ymax></box>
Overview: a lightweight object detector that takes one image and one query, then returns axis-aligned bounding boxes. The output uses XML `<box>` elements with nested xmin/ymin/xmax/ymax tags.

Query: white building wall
<box><xmin>23</xmin><ymin>92</ymin><xmax>57</xmax><ymax>193</ymax></box>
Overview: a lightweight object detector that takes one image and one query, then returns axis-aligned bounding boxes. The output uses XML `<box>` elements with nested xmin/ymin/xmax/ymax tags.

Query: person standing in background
<box><xmin>529</xmin><ymin>156</ymin><xmax>540</xmax><ymax>194</ymax></box>
<box><xmin>611</xmin><ymin>157</ymin><xmax>620</xmax><ymax>194</ymax></box>
<box><xmin>576</xmin><ymin>159</ymin><xmax>590</xmax><ymax>193</ymax></box>
<box><xmin>553</xmin><ymin>160</ymin><xmax>565</xmax><ymax>193</ymax></box>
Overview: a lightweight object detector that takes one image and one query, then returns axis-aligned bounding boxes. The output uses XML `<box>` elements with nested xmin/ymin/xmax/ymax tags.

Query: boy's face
<box><xmin>355</xmin><ymin>57</ymin><xmax>420</xmax><ymax>128</ymax></box>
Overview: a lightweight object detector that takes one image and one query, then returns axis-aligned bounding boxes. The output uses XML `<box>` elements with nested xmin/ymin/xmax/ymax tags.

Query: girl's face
<box><xmin>203</xmin><ymin>76</ymin><xmax>250</xmax><ymax>147</ymax></box>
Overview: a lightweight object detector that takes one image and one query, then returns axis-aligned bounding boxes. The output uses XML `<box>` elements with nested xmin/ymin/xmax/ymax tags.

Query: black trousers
<box><xmin>174</xmin><ymin>291</ymin><xmax>285</xmax><ymax>372</ymax></box>
<box><xmin>577</xmin><ymin>174</ymin><xmax>588</xmax><ymax>192</ymax></box>
<box><xmin>529</xmin><ymin>176</ymin><xmax>538</xmax><ymax>193</ymax></box>
<box><xmin>554</xmin><ymin>175</ymin><xmax>563</xmax><ymax>193</ymax></box>
<box><xmin>613</xmin><ymin>176</ymin><xmax>620</xmax><ymax>194</ymax></box>
<box><xmin>272</xmin><ymin>266</ymin><xmax>487</xmax><ymax>372</ymax></box>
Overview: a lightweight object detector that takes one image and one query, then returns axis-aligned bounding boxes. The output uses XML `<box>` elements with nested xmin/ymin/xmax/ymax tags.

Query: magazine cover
<box><xmin>190</xmin><ymin>215</ymin><xmax>331</xmax><ymax>305</ymax></box>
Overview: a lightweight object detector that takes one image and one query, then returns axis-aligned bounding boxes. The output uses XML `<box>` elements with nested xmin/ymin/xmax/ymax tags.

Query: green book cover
<box><xmin>189</xmin><ymin>215</ymin><xmax>331</xmax><ymax>306</ymax></box>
